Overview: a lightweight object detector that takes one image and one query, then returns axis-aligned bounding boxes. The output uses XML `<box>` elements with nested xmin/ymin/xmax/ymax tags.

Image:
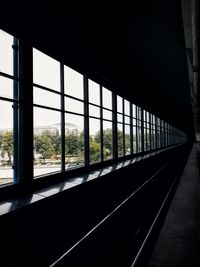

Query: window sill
<box><xmin>0</xmin><ymin>144</ymin><xmax>184</xmax><ymax>217</ymax></box>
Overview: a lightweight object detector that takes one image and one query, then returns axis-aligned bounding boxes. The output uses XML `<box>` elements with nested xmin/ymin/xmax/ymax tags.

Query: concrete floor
<box><xmin>147</xmin><ymin>142</ymin><xmax>200</xmax><ymax>267</ymax></box>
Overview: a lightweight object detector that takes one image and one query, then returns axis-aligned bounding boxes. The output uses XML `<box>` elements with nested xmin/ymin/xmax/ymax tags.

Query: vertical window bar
<box><xmin>60</xmin><ymin>63</ymin><xmax>65</xmax><ymax>172</ymax></box>
<box><xmin>112</xmin><ymin>93</ymin><xmax>118</xmax><ymax>159</ymax></box>
<box><xmin>141</xmin><ymin>108</ymin><xmax>144</xmax><ymax>153</ymax></box>
<box><xmin>130</xmin><ymin>103</ymin><xmax>133</xmax><ymax>155</ymax></box>
<box><xmin>19</xmin><ymin>41</ymin><xmax>33</xmax><ymax>184</ymax></box>
<box><xmin>122</xmin><ymin>99</ymin><xmax>125</xmax><ymax>156</ymax></box>
<box><xmin>13</xmin><ymin>37</ymin><xmax>19</xmax><ymax>183</ymax></box>
<box><xmin>149</xmin><ymin>113</ymin><xmax>152</xmax><ymax>150</ymax></box>
<box><xmin>84</xmin><ymin>76</ymin><xmax>89</xmax><ymax>167</ymax></box>
<box><xmin>136</xmin><ymin>106</ymin><xmax>138</xmax><ymax>153</ymax></box>
<box><xmin>100</xmin><ymin>85</ymin><xmax>103</xmax><ymax>162</ymax></box>
<box><xmin>155</xmin><ymin>116</ymin><xmax>158</xmax><ymax>149</ymax></box>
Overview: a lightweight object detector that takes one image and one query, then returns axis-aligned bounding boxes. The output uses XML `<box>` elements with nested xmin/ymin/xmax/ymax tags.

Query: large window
<box><xmin>89</xmin><ymin>80</ymin><xmax>101</xmax><ymax>163</ymax></box>
<box><xmin>33</xmin><ymin>48</ymin><xmax>62</xmax><ymax>177</ymax></box>
<box><xmin>0</xmin><ymin>27</ymin><xmax>188</xmax><ymax>187</ymax></box>
<box><xmin>124</xmin><ymin>99</ymin><xmax>131</xmax><ymax>155</ymax></box>
<box><xmin>0</xmin><ymin>30</ymin><xmax>19</xmax><ymax>185</ymax></box>
<box><xmin>117</xmin><ymin>96</ymin><xmax>124</xmax><ymax>157</ymax></box>
<box><xmin>132</xmin><ymin>104</ymin><xmax>137</xmax><ymax>154</ymax></box>
<box><xmin>102</xmin><ymin>87</ymin><xmax>113</xmax><ymax>160</ymax></box>
<box><xmin>64</xmin><ymin>66</ymin><xmax>85</xmax><ymax>169</ymax></box>
<box><xmin>143</xmin><ymin>110</ymin><xmax>150</xmax><ymax>152</ymax></box>
<box><xmin>137</xmin><ymin>107</ymin><xmax>142</xmax><ymax>153</ymax></box>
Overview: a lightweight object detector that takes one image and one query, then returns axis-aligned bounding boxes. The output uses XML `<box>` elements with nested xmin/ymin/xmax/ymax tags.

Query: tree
<box><xmin>50</xmin><ymin>133</ymin><xmax>61</xmax><ymax>159</ymax></box>
<box><xmin>34</xmin><ymin>133</ymin><xmax>54</xmax><ymax>163</ymax></box>
<box><xmin>65</xmin><ymin>130</ymin><xmax>79</xmax><ymax>157</ymax></box>
<box><xmin>1</xmin><ymin>131</ymin><xmax>13</xmax><ymax>163</ymax></box>
<box><xmin>117</xmin><ymin>129</ymin><xmax>123</xmax><ymax>156</ymax></box>
<box><xmin>90</xmin><ymin>141</ymin><xmax>101</xmax><ymax>162</ymax></box>
<box><xmin>103</xmin><ymin>128</ymin><xmax>112</xmax><ymax>159</ymax></box>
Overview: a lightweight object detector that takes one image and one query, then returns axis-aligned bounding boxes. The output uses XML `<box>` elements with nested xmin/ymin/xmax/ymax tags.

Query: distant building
<box><xmin>0</xmin><ymin>122</ymin><xmax>81</xmax><ymax>137</ymax></box>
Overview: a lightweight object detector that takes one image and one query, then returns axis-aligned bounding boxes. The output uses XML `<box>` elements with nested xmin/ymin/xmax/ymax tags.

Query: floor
<box><xmin>147</xmin><ymin>142</ymin><xmax>200</xmax><ymax>267</ymax></box>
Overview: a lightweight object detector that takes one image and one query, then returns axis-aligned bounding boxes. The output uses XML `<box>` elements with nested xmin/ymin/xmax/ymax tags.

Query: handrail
<box><xmin>49</xmin><ymin>151</ymin><xmax>181</xmax><ymax>267</ymax></box>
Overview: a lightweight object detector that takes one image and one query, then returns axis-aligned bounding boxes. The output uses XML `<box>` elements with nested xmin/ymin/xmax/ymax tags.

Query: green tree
<box><xmin>34</xmin><ymin>133</ymin><xmax>54</xmax><ymax>163</ymax></box>
<box><xmin>103</xmin><ymin>128</ymin><xmax>112</xmax><ymax>159</ymax></box>
<box><xmin>90</xmin><ymin>141</ymin><xmax>101</xmax><ymax>162</ymax></box>
<box><xmin>1</xmin><ymin>131</ymin><xmax>13</xmax><ymax>163</ymax></box>
<box><xmin>117</xmin><ymin>129</ymin><xmax>123</xmax><ymax>156</ymax></box>
<box><xmin>65</xmin><ymin>130</ymin><xmax>79</xmax><ymax>157</ymax></box>
<box><xmin>51</xmin><ymin>133</ymin><xmax>61</xmax><ymax>159</ymax></box>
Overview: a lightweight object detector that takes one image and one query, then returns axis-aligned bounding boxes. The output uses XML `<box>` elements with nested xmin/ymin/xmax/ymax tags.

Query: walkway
<box><xmin>147</xmin><ymin>142</ymin><xmax>200</xmax><ymax>267</ymax></box>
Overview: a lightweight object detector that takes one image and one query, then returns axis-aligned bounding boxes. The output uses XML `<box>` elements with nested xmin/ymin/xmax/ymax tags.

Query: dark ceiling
<box><xmin>0</xmin><ymin>0</ymin><xmax>194</xmax><ymax>136</ymax></box>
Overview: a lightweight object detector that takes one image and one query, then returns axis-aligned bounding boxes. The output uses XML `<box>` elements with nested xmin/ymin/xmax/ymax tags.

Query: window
<box><xmin>102</xmin><ymin>87</ymin><xmax>113</xmax><ymax>160</ymax></box>
<box><xmin>33</xmin><ymin>49</ymin><xmax>62</xmax><ymax>177</ymax></box>
<box><xmin>143</xmin><ymin>110</ymin><xmax>150</xmax><ymax>152</ymax></box>
<box><xmin>34</xmin><ymin>108</ymin><xmax>61</xmax><ymax>177</ymax></box>
<box><xmin>0</xmin><ymin>30</ymin><xmax>19</xmax><ymax>185</ymax></box>
<box><xmin>89</xmin><ymin>80</ymin><xmax>101</xmax><ymax>163</ymax></box>
<box><xmin>65</xmin><ymin>114</ymin><xmax>84</xmax><ymax>169</ymax></box>
<box><xmin>0</xmin><ymin>27</ymin><xmax>188</xmax><ymax>189</ymax></box>
<box><xmin>132</xmin><ymin>104</ymin><xmax>137</xmax><ymax>153</ymax></box>
<box><xmin>137</xmin><ymin>107</ymin><xmax>142</xmax><ymax>153</ymax></box>
<box><xmin>64</xmin><ymin>66</ymin><xmax>85</xmax><ymax>170</ymax></box>
<box><xmin>124</xmin><ymin>100</ymin><xmax>131</xmax><ymax>155</ymax></box>
<box><xmin>64</xmin><ymin>66</ymin><xmax>83</xmax><ymax>100</ymax></box>
<box><xmin>33</xmin><ymin>48</ymin><xmax>60</xmax><ymax>91</ymax></box>
<box><xmin>117</xmin><ymin>96</ymin><xmax>124</xmax><ymax>157</ymax></box>
<box><xmin>64</xmin><ymin>66</ymin><xmax>85</xmax><ymax>169</ymax></box>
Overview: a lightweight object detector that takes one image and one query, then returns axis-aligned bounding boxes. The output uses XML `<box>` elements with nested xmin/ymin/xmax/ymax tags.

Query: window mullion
<box><xmin>60</xmin><ymin>63</ymin><xmax>65</xmax><ymax>172</ymax></box>
<box><xmin>84</xmin><ymin>76</ymin><xmax>89</xmax><ymax>167</ymax></box>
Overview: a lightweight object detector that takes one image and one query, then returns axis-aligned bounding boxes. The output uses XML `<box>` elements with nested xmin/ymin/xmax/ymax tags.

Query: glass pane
<box><xmin>89</xmin><ymin>118</ymin><xmax>101</xmax><ymax>163</ymax></box>
<box><xmin>102</xmin><ymin>87</ymin><xmax>112</xmax><ymax>109</ymax></box>
<box><xmin>146</xmin><ymin>128</ymin><xmax>150</xmax><ymax>150</ymax></box>
<box><xmin>0</xmin><ymin>101</ymin><xmax>14</xmax><ymax>184</ymax></box>
<box><xmin>0</xmin><ymin>30</ymin><xmax>14</xmax><ymax>76</ymax></box>
<box><xmin>124</xmin><ymin>100</ymin><xmax>130</xmax><ymax>116</ymax></box>
<box><xmin>146</xmin><ymin>112</ymin><xmax>149</xmax><ymax>122</ymax></box>
<box><xmin>88</xmin><ymin>79</ymin><xmax>100</xmax><ymax>105</ymax></box>
<box><xmin>89</xmin><ymin>104</ymin><xmax>100</xmax><ymax>118</ymax></box>
<box><xmin>117</xmin><ymin>123</ymin><xmax>123</xmax><ymax>157</ymax></box>
<box><xmin>117</xmin><ymin>113</ymin><xmax>123</xmax><ymax>123</ymax></box>
<box><xmin>137</xmin><ymin>126</ymin><xmax>142</xmax><ymax>153</ymax></box>
<box><xmin>65</xmin><ymin>97</ymin><xmax>83</xmax><ymax>114</ymax></box>
<box><xmin>133</xmin><ymin>118</ymin><xmax>136</xmax><ymax>126</ymax></box>
<box><xmin>33</xmin><ymin>48</ymin><xmax>60</xmax><ymax>91</ymax></box>
<box><xmin>125</xmin><ymin>125</ymin><xmax>130</xmax><ymax>155</ymax></box>
<box><xmin>103</xmin><ymin>120</ymin><xmax>112</xmax><ymax>160</ymax></box>
<box><xmin>34</xmin><ymin>107</ymin><xmax>61</xmax><ymax>177</ymax></box>
<box><xmin>125</xmin><ymin>115</ymin><xmax>130</xmax><ymax>124</ymax></box>
<box><xmin>132</xmin><ymin>104</ymin><xmax>136</xmax><ymax>118</ymax></box>
<box><xmin>137</xmin><ymin>107</ymin><xmax>142</xmax><ymax>120</ymax></box>
<box><xmin>144</xmin><ymin>127</ymin><xmax>147</xmax><ymax>151</ymax></box>
<box><xmin>133</xmin><ymin>126</ymin><xmax>137</xmax><ymax>153</ymax></box>
<box><xmin>65</xmin><ymin>113</ymin><xmax>84</xmax><ymax>169</ymax></box>
<box><xmin>64</xmin><ymin>65</ymin><xmax>83</xmax><ymax>100</ymax></box>
<box><xmin>0</xmin><ymin>76</ymin><xmax>18</xmax><ymax>99</ymax></box>
<box><xmin>117</xmin><ymin>96</ymin><xmax>122</xmax><ymax>113</ymax></box>
<box><xmin>137</xmin><ymin>119</ymin><xmax>141</xmax><ymax>127</ymax></box>
<box><xmin>34</xmin><ymin>87</ymin><xmax>60</xmax><ymax>109</ymax></box>
<box><xmin>103</xmin><ymin>109</ymin><xmax>112</xmax><ymax>120</ymax></box>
